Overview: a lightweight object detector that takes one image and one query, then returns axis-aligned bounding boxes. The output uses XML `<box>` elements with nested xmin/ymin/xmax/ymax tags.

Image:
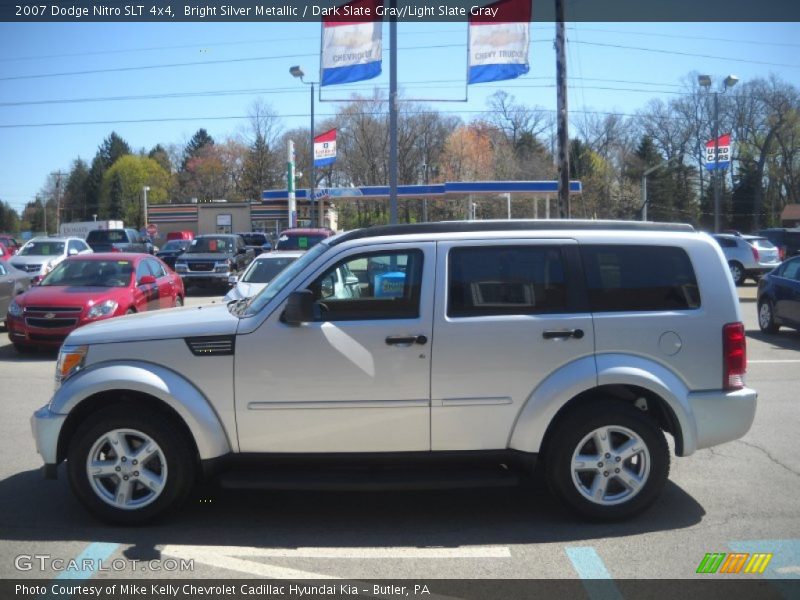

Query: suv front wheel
<box><xmin>545</xmin><ymin>400</ymin><xmax>669</xmax><ymax>521</ymax></box>
<box><xmin>67</xmin><ymin>404</ymin><xmax>195</xmax><ymax>525</ymax></box>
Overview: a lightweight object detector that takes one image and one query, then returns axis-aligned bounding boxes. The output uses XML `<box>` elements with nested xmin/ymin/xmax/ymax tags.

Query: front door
<box><xmin>235</xmin><ymin>242</ymin><xmax>435</xmax><ymax>453</ymax></box>
<box><xmin>430</xmin><ymin>239</ymin><xmax>595</xmax><ymax>450</ymax></box>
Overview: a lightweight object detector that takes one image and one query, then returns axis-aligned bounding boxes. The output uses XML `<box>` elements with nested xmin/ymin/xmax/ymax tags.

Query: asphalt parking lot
<box><xmin>0</xmin><ymin>283</ymin><xmax>798</xmax><ymax>586</ymax></box>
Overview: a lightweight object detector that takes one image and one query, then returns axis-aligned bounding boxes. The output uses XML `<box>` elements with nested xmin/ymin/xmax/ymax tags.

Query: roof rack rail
<box><xmin>332</xmin><ymin>219</ymin><xmax>695</xmax><ymax>246</ymax></box>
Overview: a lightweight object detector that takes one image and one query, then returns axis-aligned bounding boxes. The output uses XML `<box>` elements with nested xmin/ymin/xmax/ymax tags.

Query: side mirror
<box><xmin>228</xmin><ymin>275</ymin><xmax>238</xmax><ymax>285</ymax></box>
<box><xmin>281</xmin><ymin>290</ymin><xmax>315</xmax><ymax>326</ymax></box>
<box><xmin>68</xmin><ymin>248</ymin><xmax>78</xmax><ymax>256</ymax></box>
<box><xmin>139</xmin><ymin>274</ymin><xmax>157</xmax><ymax>285</ymax></box>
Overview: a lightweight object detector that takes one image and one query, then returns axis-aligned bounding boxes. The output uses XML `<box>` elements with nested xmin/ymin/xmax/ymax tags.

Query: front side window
<box><xmin>448</xmin><ymin>246</ymin><xmax>568</xmax><ymax>317</ymax></box>
<box><xmin>581</xmin><ymin>245</ymin><xmax>700</xmax><ymax>312</ymax></box>
<box><xmin>308</xmin><ymin>250</ymin><xmax>424</xmax><ymax>321</ymax></box>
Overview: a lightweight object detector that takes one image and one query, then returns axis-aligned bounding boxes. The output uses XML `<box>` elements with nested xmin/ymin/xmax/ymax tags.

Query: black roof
<box><xmin>331</xmin><ymin>219</ymin><xmax>695</xmax><ymax>246</ymax></box>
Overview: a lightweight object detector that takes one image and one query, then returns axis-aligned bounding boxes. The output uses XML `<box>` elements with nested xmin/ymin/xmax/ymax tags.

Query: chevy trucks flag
<box><xmin>705</xmin><ymin>134</ymin><xmax>732</xmax><ymax>171</ymax></box>
<box><xmin>468</xmin><ymin>0</ymin><xmax>532</xmax><ymax>84</ymax></box>
<box><xmin>320</xmin><ymin>0</ymin><xmax>382</xmax><ymax>87</ymax></box>
<box><xmin>314</xmin><ymin>129</ymin><xmax>337</xmax><ymax>167</ymax></box>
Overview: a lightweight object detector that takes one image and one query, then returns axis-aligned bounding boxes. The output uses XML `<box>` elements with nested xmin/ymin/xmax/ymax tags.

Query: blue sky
<box><xmin>0</xmin><ymin>20</ymin><xmax>798</xmax><ymax>213</ymax></box>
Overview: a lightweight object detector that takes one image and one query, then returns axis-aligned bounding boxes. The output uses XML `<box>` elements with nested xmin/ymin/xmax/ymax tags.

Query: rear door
<box><xmin>430</xmin><ymin>239</ymin><xmax>594</xmax><ymax>450</ymax></box>
<box><xmin>145</xmin><ymin>258</ymin><xmax>176</xmax><ymax>309</ymax></box>
<box><xmin>775</xmin><ymin>258</ymin><xmax>800</xmax><ymax>325</ymax></box>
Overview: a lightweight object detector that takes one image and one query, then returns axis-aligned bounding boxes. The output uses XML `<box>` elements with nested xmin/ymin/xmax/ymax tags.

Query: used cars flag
<box><xmin>705</xmin><ymin>134</ymin><xmax>732</xmax><ymax>171</ymax></box>
<box><xmin>468</xmin><ymin>0</ymin><xmax>532</xmax><ymax>84</ymax></box>
<box><xmin>314</xmin><ymin>129</ymin><xmax>337</xmax><ymax>167</ymax></box>
<box><xmin>320</xmin><ymin>0</ymin><xmax>382</xmax><ymax>87</ymax></box>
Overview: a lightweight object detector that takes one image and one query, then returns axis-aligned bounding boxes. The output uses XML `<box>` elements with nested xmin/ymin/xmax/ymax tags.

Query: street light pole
<box><xmin>290</xmin><ymin>66</ymin><xmax>321</xmax><ymax>227</ymax></box>
<box><xmin>698</xmin><ymin>74</ymin><xmax>738</xmax><ymax>232</ymax></box>
<box><xmin>142</xmin><ymin>185</ymin><xmax>150</xmax><ymax>229</ymax></box>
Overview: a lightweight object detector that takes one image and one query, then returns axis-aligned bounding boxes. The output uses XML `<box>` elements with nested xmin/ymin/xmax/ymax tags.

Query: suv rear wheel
<box><xmin>728</xmin><ymin>261</ymin><xmax>745</xmax><ymax>286</ymax></box>
<box><xmin>545</xmin><ymin>400</ymin><xmax>669</xmax><ymax>520</ymax></box>
<box><xmin>67</xmin><ymin>404</ymin><xmax>195</xmax><ymax>525</ymax></box>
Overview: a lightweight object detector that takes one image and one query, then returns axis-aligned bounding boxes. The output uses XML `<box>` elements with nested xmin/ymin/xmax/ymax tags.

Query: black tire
<box><xmin>125</xmin><ymin>308</ymin><xmax>136</xmax><ymax>315</ymax></box>
<box><xmin>758</xmin><ymin>299</ymin><xmax>780</xmax><ymax>334</ymax></box>
<box><xmin>174</xmin><ymin>295</ymin><xmax>184</xmax><ymax>308</ymax></box>
<box><xmin>545</xmin><ymin>399</ymin><xmax>669</xmax><ymax>521</ymax></box>
<box><xmin>66</xmin><ymin>403</ymin><xmax>196</xmax><ymax>525</ymax></box>
<box><xmin>12</xmin><ymin>342</ymin><xmax>35</xmax><ymax>353</ymax></box>
<box><xmin>728</xmin><ymin>261</ymin><xmax>745</xmax><ymax>286</ymax></box>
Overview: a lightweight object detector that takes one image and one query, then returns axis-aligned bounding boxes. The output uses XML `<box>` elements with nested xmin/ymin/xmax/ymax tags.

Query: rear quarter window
<box><xmin>580</xmin><ymin>245</ymin><xmax>701</xmax><ymax>312</ymax></box>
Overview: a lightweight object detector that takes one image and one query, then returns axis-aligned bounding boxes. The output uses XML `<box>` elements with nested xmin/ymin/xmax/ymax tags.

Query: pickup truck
<box><xmin>173</xmin><ymin>234</ymin><xmax>254</xmax><ymax>289</ymax></box>
<box><xmin>85</xmin><ymin>229</ymin><xmax>153</xmax><ymax>254</ymax></box>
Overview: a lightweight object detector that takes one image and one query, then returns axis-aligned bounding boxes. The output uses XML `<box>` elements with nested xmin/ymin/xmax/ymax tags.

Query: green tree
<box><xmin>0</xmin><ymin>200</ymin><xmax>20</xmax><ymax>233</ymax></box>
<box><xmin>62</xmin><ymin>159</ymin><xmax>90</xmax><ymax>222</ymax></box>
<box><xmin>99</xmin><ymin>155</ymin><xmax>171</xmax><ymax>226</ymax></box>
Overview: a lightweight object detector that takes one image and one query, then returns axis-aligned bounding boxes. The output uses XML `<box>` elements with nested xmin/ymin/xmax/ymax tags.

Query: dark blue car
<box><xmin>757</xmin><ymin>256</ymin><xmax>800</xmax><ymax>333</ymax></box>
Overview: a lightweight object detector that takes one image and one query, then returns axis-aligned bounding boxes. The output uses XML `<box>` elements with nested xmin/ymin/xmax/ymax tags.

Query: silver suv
<box><xmin>31</xmin><ymin>221</ymin><xmax>757</xmax><ymax>523</ymax></box>
<box><xmin>713</xmin><ymin>233</ymin><xmax>780</xmax><ymax>285</ymax></box>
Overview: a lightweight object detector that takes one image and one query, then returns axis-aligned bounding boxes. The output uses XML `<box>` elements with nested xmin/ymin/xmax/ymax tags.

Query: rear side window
<box><xmin>448</xmin><ymin>246</ymin><xmax>568</xmax><ymax>317</ymax></box>
<box><xmin>581</xmin><ymin>245</ymin><xmax>700</xmax><ymax>312</ymax></box>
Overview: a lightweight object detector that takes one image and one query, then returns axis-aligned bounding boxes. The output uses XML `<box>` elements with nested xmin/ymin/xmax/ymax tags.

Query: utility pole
<box><xmin>388</xmin><ymin>6</ymin><xmax>398</xmax><ymax>225</ymax></box>
<box><xmin>55</xmin><ymin>172</ymin><xmax>63</xmax><ymax>233</ymax></box>
<box><xmin>555</xmin><ymin>0</ymin><xmax>570</xmax><ymax>219</ymax></box>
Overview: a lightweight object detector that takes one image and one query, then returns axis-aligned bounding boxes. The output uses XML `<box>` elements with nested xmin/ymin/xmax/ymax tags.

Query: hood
<box><xmin>224</xmin><ymin>282</ymin><xmax>267</xmax><ymax>302</ymax></box>
<box><xmin>16</xmin><ymin>285</ymin><xmax>121</xmax><ymax>309</ymax></box>
<box><xmin>180</xmin><ymin>252</ymin><xmax>232</xmax><ymax>261</ymax></box>
<box><xmin>66</xmin><ymin>302</ymin><xmax>239</xmax><ymax>346</ymax></box>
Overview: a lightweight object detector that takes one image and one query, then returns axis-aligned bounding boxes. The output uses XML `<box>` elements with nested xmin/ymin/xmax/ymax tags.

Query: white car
<box><xmin>224</xmin><ymin>251</ymin><xmax>304</xmax><ymax>302</ymax></box>
<box><xmin>10</xmin><ymin>237</ymin><xmax>92</xmax><ymax>283</ymax></box>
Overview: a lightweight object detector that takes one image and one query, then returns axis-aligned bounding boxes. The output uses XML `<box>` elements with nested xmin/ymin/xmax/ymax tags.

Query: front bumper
<box><xmin>31</xmin><ymin>405</ymin><xmax>68</xmax><ymax>478</ymax></box>
<box><xmin>688</xmin><ymin>387</ymin><xmax>757</xmax><ymax>452</ymax></box>
<box><xmin>177</xmin><ymin>271</ymin><xmax>232</xmax><ymax>284</ymax></box>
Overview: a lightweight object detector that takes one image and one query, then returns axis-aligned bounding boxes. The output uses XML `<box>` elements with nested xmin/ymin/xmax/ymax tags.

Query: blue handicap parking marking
<box><xmin>565</xmin><ymin>546</ymin><xmax>624</xmax><ymax>600</ymax></box>
<box><xmin>729</xmin><ymin>539</ymin><xmax>800</xmax><ymax>579</ymax></box>
<box><xmin>39</xmin><ymin>542</ymin><xmax>120</xmax><ymax>600</ymax></box>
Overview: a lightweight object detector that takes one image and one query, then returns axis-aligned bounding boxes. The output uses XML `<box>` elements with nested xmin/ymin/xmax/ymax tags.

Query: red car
<box><xmin>6</xmin><ymin>253</ymin><xmax>184</xmax><ymax>351</ymax></box>
<box><xmin>0</xmin><ymin>242</ymin><xmax>13</xmax><ymax>261</ymax></box>
<box><xmin>0</xmin><ymin>235</ymin><xmax>21</xmax><ymax>255</ymax></box>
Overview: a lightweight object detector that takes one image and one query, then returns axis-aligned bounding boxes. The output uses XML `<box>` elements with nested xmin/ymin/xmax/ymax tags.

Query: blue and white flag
<box><xmin>468</xmin><ymin>0</ymin><xmax>532</xmax><ymax>85</ymax></box>
<box><xmin>320</xmin><ymin>0</ymin><xmax>382</xmax><ymax>87</ymax></box>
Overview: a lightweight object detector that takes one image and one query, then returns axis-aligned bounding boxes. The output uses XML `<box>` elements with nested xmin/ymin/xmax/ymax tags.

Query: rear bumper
<box><xmin>688</xmin><ymin>387</ymin><xmax>757</xmax><ymax>452</ymax></box>
<box><xmin>31</xmin><ymin>405</ymin><xmax>67</xmax><ymax>477</ymax></box>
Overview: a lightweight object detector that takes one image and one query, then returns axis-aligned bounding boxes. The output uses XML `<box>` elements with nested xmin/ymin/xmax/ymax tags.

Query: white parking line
<box><xmin>160</xmin><ymin>544</ymin><xmax>511</xmax><ymax>579</ymax></box>
<box><xmin>749</xmin><ymin>360</ymin><xmax>800</xmax><ymax>364</ymax></box>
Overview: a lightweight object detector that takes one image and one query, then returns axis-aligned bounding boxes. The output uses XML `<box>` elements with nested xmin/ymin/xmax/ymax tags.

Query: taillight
<box><xmin>779</xmin><ymin>247</ymin><xmax>786</xmax><ymax>261</ymax></box>
<box><xmin>110</xmin><ymin>247</ymin><xmax>121</xmax><ymax>253</ymax></box>
<box><xmin>751</xmin><ymin>244</ymin><xmax>759</xmax><ymax>262</ymax></box>
<box><xmin>723</xmin><ymin>322</ymin><xmax>746</xmax><ymax>390</ymax></box>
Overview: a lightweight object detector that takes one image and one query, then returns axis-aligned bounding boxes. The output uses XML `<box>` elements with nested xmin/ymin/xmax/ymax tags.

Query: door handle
<box><xmin>385</xmin><ymin>335</ymin><xmax>428</xmax><ymax>346</ymax></box>
<box><xmin>542</xmin><ymin>328</ymin><xmax>584</xmax><ymax>340</ymax></box>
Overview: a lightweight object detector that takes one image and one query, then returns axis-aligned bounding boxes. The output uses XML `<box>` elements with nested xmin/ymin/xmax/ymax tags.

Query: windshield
<box><xmin>276</xmin><ymin>233</ymin><xmax>327</xmax><ymax>250</ymax></box>
<box><xmin>241</xmin><ymin>243</ymin><xmax>328</xmax><ymax>315</ymax></box>
<box><xmin>162</xmin><ymin>240</ymin><xmax>189</xmax><ymax>252</ymax></box>
<box><xmin>19</xmin><ymin>241</ymin><xmax>65</xmax><ymax>256</ymax></box>
<box><xmin>241</xmin><ymin>233</ymin><xmax>267</xmax><ymax>246</ymax></box>
<box><xmin>189</xmin><ymin>237</ymin><xmax>234</xmax><ymax>253</ymax></box>
<box><xmin>41</xmin><ymin>259</ymin><xmax>133</xmax><ymax>287</ymax></box>
<box><xmin>241</xmin><ymin>255</ymin><xmax>299</xmax><ymax>283</ymax></box>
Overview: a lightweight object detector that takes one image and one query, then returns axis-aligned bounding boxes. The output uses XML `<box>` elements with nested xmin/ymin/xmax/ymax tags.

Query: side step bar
<box><xmin>218</xmin><ymin>469</ymin><xmax>521</xmax><ymax>491</ymax></box>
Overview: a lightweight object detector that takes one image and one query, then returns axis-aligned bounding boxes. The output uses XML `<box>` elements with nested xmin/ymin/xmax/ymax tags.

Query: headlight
<box><xmin>175</xmin><ymin>262</ymin><xmax>187</xmax><ymax>272</ymax></box>
<box><xmin>7</xmin><ymin>299</ymin><xmax>22</xmax><ymax>318</ymax></box>
<box><xmin>215</xmin><ymin>260</ymin><xmax>232</xmax><ymax>272</ymax></box>
<box><xmin>55</xmin><ymin>345</ymin><xmax>88</xmax><ymax>387</ymax></box>
<box><xmin>86</xmin><ymin>299</ymin><xmax>118</xmax><ymax>319</ymax></box>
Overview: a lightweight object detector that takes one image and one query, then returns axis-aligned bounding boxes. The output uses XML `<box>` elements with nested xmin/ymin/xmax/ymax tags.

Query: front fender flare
<box><xmin>52</xmin><ymin>361</ymin><xmax>232</xmax><ymax>460</ymax></box>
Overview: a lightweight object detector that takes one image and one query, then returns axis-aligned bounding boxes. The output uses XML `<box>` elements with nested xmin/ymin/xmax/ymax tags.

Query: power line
<box><xmin>573</xmin><ymin>25</ymin><xmax>800</xmax><ymax>49</ymax></box>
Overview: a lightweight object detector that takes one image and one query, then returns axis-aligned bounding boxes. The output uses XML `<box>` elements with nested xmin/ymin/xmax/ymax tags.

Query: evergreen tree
<box><xmin>182</xmin><ymin>129</ymin><xmax>214</xmax><ymax>170</ymax></box>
